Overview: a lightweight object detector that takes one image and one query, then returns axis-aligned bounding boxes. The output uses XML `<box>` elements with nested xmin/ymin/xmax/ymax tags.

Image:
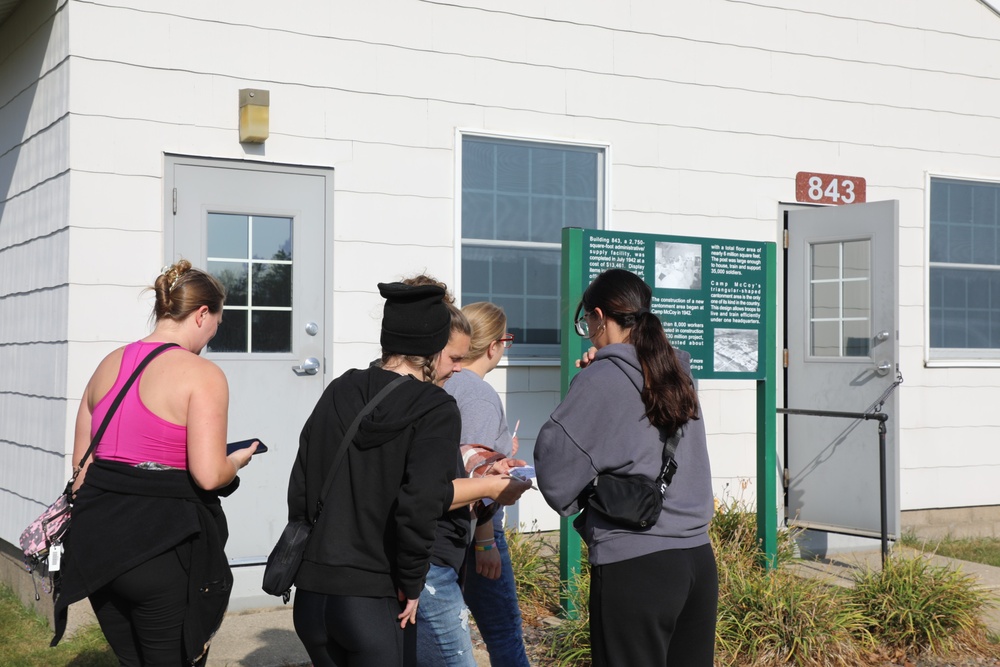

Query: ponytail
<box><xmin>581</xmin><ymin>269</ymin><xmax>699</xmax><ymax>433</ymax></box>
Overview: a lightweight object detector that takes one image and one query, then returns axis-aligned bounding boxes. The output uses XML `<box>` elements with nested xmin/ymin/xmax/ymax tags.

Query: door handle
<box><xmin>874</xmin><ymin>360</ymin><xmax>892</xmax><ymax>376</ymax></box>
<box><xmin>292</xmin><ymin>357</ymin><xmax>320</xmax><ymax>375</ymax></box>
<box><xmin>873</xmin><ymin>330</ymin><xmax>891</xmax><ymax>345</ymax></box>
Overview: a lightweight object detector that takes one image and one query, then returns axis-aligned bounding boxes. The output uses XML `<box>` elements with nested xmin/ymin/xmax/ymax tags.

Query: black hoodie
<box><xmin>288</xmin><ymin>366</ymin><xmax>462</xmax><ymax>600</ymax></box>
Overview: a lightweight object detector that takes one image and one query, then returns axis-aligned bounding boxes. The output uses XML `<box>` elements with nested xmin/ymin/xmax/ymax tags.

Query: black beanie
<box><xmin>378</xmin><ymin>282</ymin><xmax>451</xmax><ymax>356</ymax></box>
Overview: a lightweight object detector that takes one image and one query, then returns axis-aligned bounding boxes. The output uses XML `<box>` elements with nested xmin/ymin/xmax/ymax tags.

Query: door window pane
<box><xmin>930</xmin><ymin>177</ymin><xmax>1000</xmax><ymax>355</ymax></box>
<box><xmin>461</xmin><ymin>136</ymin><xmax>604</xmax><ymax>356</ymax></box>
<box><xmin>206</xmin><ymin>213</ymin><xmax>293</xmax><ymax>353</ymax></box>
<box><xmin>809</xmin><ymin>240</ymin><xmax>871</xmax><ymax>358</ymax></box>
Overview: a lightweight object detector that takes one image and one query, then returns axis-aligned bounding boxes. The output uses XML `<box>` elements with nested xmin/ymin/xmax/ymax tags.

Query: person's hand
<box><xmin>575</xmin><ymin>346</ymin><xmax>598</xmax><ymax>369</ymax></box>
<box><xmin>511</xmin><ymin>434</ymin><xmax>519</xmax><ymax>456</ymax></box>
<box><xmin>397</xmin><ymin>590</ymin><xmax>419</xmax><ymax>628</ymax></box>
<box><xmin>489</xmin><ymin>457</ymin><xmax>527</xmax><ymax>475</ymax></box>
<box><xmin>475</xmin><ymin>545</ymin><xmax>502</xmax><ymax>580</ymax></box>
<box><xmin>491</xmin><ymin>476</ymin><xmax>532</xmax><ymax>505</ymax></box>
<box><xmin>228</xmin><ymin>441</ymin><xmax>259</xmax><ymax>470</ymax></box>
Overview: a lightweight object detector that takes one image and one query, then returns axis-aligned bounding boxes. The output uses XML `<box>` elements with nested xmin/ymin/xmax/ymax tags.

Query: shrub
<box><xmin>507</xmin><ymin>525</ymin><xmax>561</xmax><ymax>615</ymax></box>
<box><xmin>851</xmin><ymin>554</ymin><xmax>995</xmax><ymax>657</ymax></box>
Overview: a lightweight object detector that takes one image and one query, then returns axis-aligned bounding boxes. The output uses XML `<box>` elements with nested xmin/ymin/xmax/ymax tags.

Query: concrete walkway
<box><xmin>204</xmin><ymin>603</ymin><xmax>492</xmax><ymax>667</ymax></box>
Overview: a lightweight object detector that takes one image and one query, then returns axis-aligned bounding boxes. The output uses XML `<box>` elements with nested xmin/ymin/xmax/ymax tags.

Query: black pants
<box><xmin>90</xmin><ymin>548</ymin><xmax>189</xmax><ymax>667</ymax></box>
<box><xmin>293</xmin><ymin>588</ymin><xmax>416</xmax><ymax>667</ymax></box>
<box><xmin>590</xmin><ymin>543</ymin><xmax>718</xmax><ymax>667</ymax></box>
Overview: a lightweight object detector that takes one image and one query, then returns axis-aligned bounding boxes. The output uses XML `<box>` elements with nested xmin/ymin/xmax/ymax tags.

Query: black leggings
<box><xmin>590</xmin><ymin>543</ymin><xmax>718</xmax><ymax>667</ymax></box>
<box><xmin>89</xmin><ymin>548</ymin><xmax>189</xmax><ymax>667</ymax></box>
<box><xmin>293</xmin><ymin>588</ymin><xmax>416</xmax><ymax>667</ymax></box>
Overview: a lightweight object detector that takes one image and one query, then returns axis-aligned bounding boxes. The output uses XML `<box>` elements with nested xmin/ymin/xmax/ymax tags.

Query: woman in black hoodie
<box><xmin>289</xmin><ymin>281</ymin><xmax>528</xmax><ymax>667</ymax></box>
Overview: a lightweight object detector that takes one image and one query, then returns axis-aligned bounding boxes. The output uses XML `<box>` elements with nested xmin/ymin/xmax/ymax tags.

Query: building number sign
<box><xmin>795</xmin><ymin>171</ymin><xmax>866</xmax><ymax>205</ymax></box>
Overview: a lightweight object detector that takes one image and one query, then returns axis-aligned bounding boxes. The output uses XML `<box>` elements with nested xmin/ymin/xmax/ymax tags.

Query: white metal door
<box><xmin>165</xmin><ymin>158</ymin><xmax>331</xmax><ymax>583</ymax></box>
<box><xmin>786</xmin><ymin>200</ymin><xmax>899</xmax><ymax>538</ymax></box>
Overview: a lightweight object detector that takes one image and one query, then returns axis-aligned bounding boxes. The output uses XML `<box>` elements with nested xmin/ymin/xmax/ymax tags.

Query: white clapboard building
<box><xmin>3</xmin><ymin>0</ymin><xmax>1000</xmax><ymax>610</ymax></box>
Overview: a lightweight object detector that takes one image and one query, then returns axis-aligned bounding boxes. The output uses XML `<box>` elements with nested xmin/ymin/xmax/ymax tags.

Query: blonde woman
<box><xmin>443</xmin><ymin>302</ymin><xmax>529</xmax><ymax>667</ymax></box>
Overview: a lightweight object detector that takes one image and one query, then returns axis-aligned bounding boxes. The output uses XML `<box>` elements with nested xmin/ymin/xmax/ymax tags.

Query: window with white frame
<box><xmin>929</xmin><ymin>176</ymin><xmax>1000</xmax><ymax>359</ymax></box>
<box><xmin>460</xmin><ymin>136</ymin><xmax>604</xmax><ymax>357</ymax></box>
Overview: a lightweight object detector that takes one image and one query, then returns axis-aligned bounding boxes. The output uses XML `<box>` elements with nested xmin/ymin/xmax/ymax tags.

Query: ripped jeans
<box><xmin>415</xmin><ymin>563</ymin><xmax>476</xmax><ymax>667</ymax></box>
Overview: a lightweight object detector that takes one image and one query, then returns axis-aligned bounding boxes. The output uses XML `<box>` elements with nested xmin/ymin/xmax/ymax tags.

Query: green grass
<box><xmin>0</xmin><ymin>585</ymin><xmax>115</xmax><ymax>667</ymax></box>
<box><xmin>902</xmin><ymin>533</ymin><xmax>1000</xmax><ymax>568</ymax></box>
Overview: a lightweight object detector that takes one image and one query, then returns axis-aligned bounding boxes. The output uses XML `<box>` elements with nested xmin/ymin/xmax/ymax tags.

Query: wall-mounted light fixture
<box><xmin>239</xmin><ymin>88</ymin><xmax>269</xmax><ymax>143</ymax></box>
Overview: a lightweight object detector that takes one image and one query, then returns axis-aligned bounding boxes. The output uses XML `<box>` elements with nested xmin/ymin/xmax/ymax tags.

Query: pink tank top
<box><xmin>92</xmin><ymin>341</ymin><xmax>188</xmax><ymax>469</ymax></box>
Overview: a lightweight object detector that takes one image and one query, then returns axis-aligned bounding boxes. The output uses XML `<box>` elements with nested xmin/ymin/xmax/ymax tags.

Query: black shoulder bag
<box><xmin>262</xmin><ymin>374</ymin><xmax>411</xmax><ymax>603</ymax></box>
<box><xmin>582</xmin><ymin>427</ymin><xmax>681</xmax><ymax>531</ymax></box>
<box><xmin>19</xmin><ymin>342</ymin><xmax>180</xmax><ymax>595</ymax></box>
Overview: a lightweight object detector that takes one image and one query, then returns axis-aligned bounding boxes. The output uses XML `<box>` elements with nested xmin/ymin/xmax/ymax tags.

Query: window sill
<box><xmin>924</xmin><ymin>358</ymin><xmax>1000</xmax><ymax>368</ymax></box>
<box><xmin>499</xmin><ymin>356</ymin><xmax>561</xmax><ymax>367</ymax></box>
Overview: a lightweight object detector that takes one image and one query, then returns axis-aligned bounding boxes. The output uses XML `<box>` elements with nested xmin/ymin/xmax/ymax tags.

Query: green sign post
<box><xmin>557</xmin><ymin>228</ymin><xmax>778</xmax><ymax>614</ymax></box>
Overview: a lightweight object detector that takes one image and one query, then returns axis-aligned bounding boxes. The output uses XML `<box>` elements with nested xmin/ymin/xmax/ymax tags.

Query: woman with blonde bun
<box><xmin>53</xmin><ymin>260</ymin><xmax>258</xmax><ymax>666</ymax></box>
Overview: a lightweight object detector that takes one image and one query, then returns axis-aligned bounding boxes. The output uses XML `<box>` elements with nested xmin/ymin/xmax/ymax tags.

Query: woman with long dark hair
<box><xmin>534</xmin><ymin>268</ymin><xmax>717</xmax><ymax>667</ymax></box>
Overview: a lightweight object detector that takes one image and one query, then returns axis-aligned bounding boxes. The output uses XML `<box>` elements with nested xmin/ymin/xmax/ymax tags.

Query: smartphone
<box><xmin>226</xmin><ymin>438</ymin><xmax>268</xmax><ymax>455</ymax></box>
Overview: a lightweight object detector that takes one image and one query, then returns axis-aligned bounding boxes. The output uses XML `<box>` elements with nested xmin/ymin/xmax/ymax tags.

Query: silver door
<box><xmin>165</xmin><ymin>158</ymin><xmax>331</xmax><ymax>595</ymax></box>
<box><xmin>786</xmin><ymin>200</ymin><xmax>899</xmax><ymax>538</ymax></box>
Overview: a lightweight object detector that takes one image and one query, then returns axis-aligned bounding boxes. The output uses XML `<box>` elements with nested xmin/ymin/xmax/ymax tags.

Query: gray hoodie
<box><xmin>534</xmin><ymin>343</ymin><xmax>713</xmax><ymax>565</ymax></box>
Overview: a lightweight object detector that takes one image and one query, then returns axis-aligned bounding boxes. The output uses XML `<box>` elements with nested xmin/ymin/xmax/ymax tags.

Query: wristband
<box><xmin>474</xmin><ymin>543</ymin><xmax>496</xmax><ymax>551</ymax></box>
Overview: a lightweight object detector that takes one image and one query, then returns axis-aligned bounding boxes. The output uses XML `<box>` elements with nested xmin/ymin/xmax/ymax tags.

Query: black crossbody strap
<box><xmin>69</xmin><ymin>342</ymin><xmax>181</xmax><ymax>488</ymax></box>
<box><xmin>313</xmin><ymin>374</ymin><xmax>412</xmax><ymax>521</ymax></box>
<box><xmin>657</xmin><ymin>427</ymin><xmax>682</xmax><ymax>489</ymax></box>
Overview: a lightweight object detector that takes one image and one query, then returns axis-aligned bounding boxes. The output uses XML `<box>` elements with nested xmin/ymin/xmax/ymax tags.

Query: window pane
<box><xmin>843</xmin><ymin>320</ymin><xmax>870</xmax><ymax>357</ymax></box>
<box><xmin>531</xmin><ymin>148</ymin><xmax>564</xmax><ymax>196</ymax></box>
<box><xmin>530</xmin><ymin>196</ymin><xmax>562</xmax><ymax>243</ymax></box>
<box><xmin>811</xmin><ymin>243</ymin><xmax>839</xmax><ymax>281</ymax></box>
<box><xmin>463</xmin><ymin>140</ymin><xmax>495</xmax><ymax>190</ymax></box>
<box><xmin>209</xmin><ymin>310</ymin><xmax>247</xmax><ymax>353</ymax></box>
<box><xmin>496</xmin><ymin>194</ymin><xmax>529</xmax><ymax>240</ymax></box>
<box><xmin>842</xmin><ymin>240</ymin><xmax>869</xmax><ymax>280</ymax></box>
<box><xmin>209</xmin><ymin>261</ymin><xmax>248</xmax><ymax>306</ymax></box>
<box><xmin>811</xmin><ymin>321</ymin><xmax>840</xmax><ymax>357</ymax></box>
<box><xmin>251</xmin><ymin>311</ymin><xmax>292</xmax><ymax>352</ymax></box>
<box><xmin>462</xmin><ymin>192</ymin><xmax>495</xmax><ymax>239</ymax></box>
<box><xmin>843</xmin><ymin>280</ymin><xmax>870</xmax><ymax>320</ymax></box>
<box><xmin>948</xmin><ymin>182</ymin><xmax>973</xmax><ymax>223</ymax></box>
<box><xmin>972</xmin><ymin>226</ymin><xmax>997</xmax><ymax>265</ymax></box>
<box><xmin>566</xmin><ymin>198</ymin><xmax>597</xmax><ymax>229</ymax></box>
<box><xmin>949</xmin><ymin>224</ymin><xmax>972</xmax><ymax>263</ymax></box>
<box><xmin>811</xmin><ymin>282</ymin><xmax>840</xmax><ymax>320</ymax></box>
<box><xmin>496</xmin><ymin>144</ymin><xmax>529</xmax><ymax>193</ymax></box>
<box><xmin>252</xmin><ymin>216</ymin><xmax>292</xmax><ymax>260</ymax></box>
<box><xmin>565</xmin><ymin>151</ymin><xmax>597</xmax><ymax>197</ymax></box>
<box><xmin>253</xmin><ymin>263</ymin><xmax>292</xmax><ymax>307</ymax></box>
<box><xmin>973</xmin><ymin>186</ymin><xmax>996</xmax><ymax>227</ymax></box>
<box><xmin>208</xmin><ymin>213</ymin><xmax>248</xmax><ymax>258</ymax></box>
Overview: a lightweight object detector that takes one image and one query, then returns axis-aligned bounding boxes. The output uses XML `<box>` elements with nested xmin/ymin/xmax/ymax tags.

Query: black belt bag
<box><xmin>582</xmin><ymin>428</ymin><xmax>681</xmax><ymax>531</ymax></box>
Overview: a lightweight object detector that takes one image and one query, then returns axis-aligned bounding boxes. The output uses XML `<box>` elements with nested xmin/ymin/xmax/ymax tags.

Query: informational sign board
<box><xmin>563</xmin><ymin>228</ymin><xmax>768</xmax><ymax>380</ymax></box>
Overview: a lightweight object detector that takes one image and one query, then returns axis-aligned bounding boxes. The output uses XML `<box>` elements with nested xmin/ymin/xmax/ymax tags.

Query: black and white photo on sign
<box><xmin>654</xmin><ymin>242</ymin><xmax>702</xmax><ymax>290</ymax></box>
<box><xmin>714</xmin><ymin>328</ymin><xmax>759</xmax><ymax>373</ymax></box>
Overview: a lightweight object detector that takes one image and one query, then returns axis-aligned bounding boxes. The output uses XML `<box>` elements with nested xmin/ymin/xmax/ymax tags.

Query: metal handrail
<box><xmin>777</xmin><ymin>407</ymin><xmax>890</xmax><ymax>567</ymax></box>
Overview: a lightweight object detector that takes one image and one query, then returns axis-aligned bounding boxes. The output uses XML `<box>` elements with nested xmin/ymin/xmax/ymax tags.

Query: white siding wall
<box><xmin>0</xmin><ymin>0</ymin><xmax>72</xmax><ymax>543</ymax></box>
<box><xmin>5</xmin><ymin>0</ymin><xmax>1000</xmax><ymax>546</ymax></box>
<box><xmin>54</xmin><ymin>0</ymin><xmax>1000</xmax><ymax>518</ymax></box>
